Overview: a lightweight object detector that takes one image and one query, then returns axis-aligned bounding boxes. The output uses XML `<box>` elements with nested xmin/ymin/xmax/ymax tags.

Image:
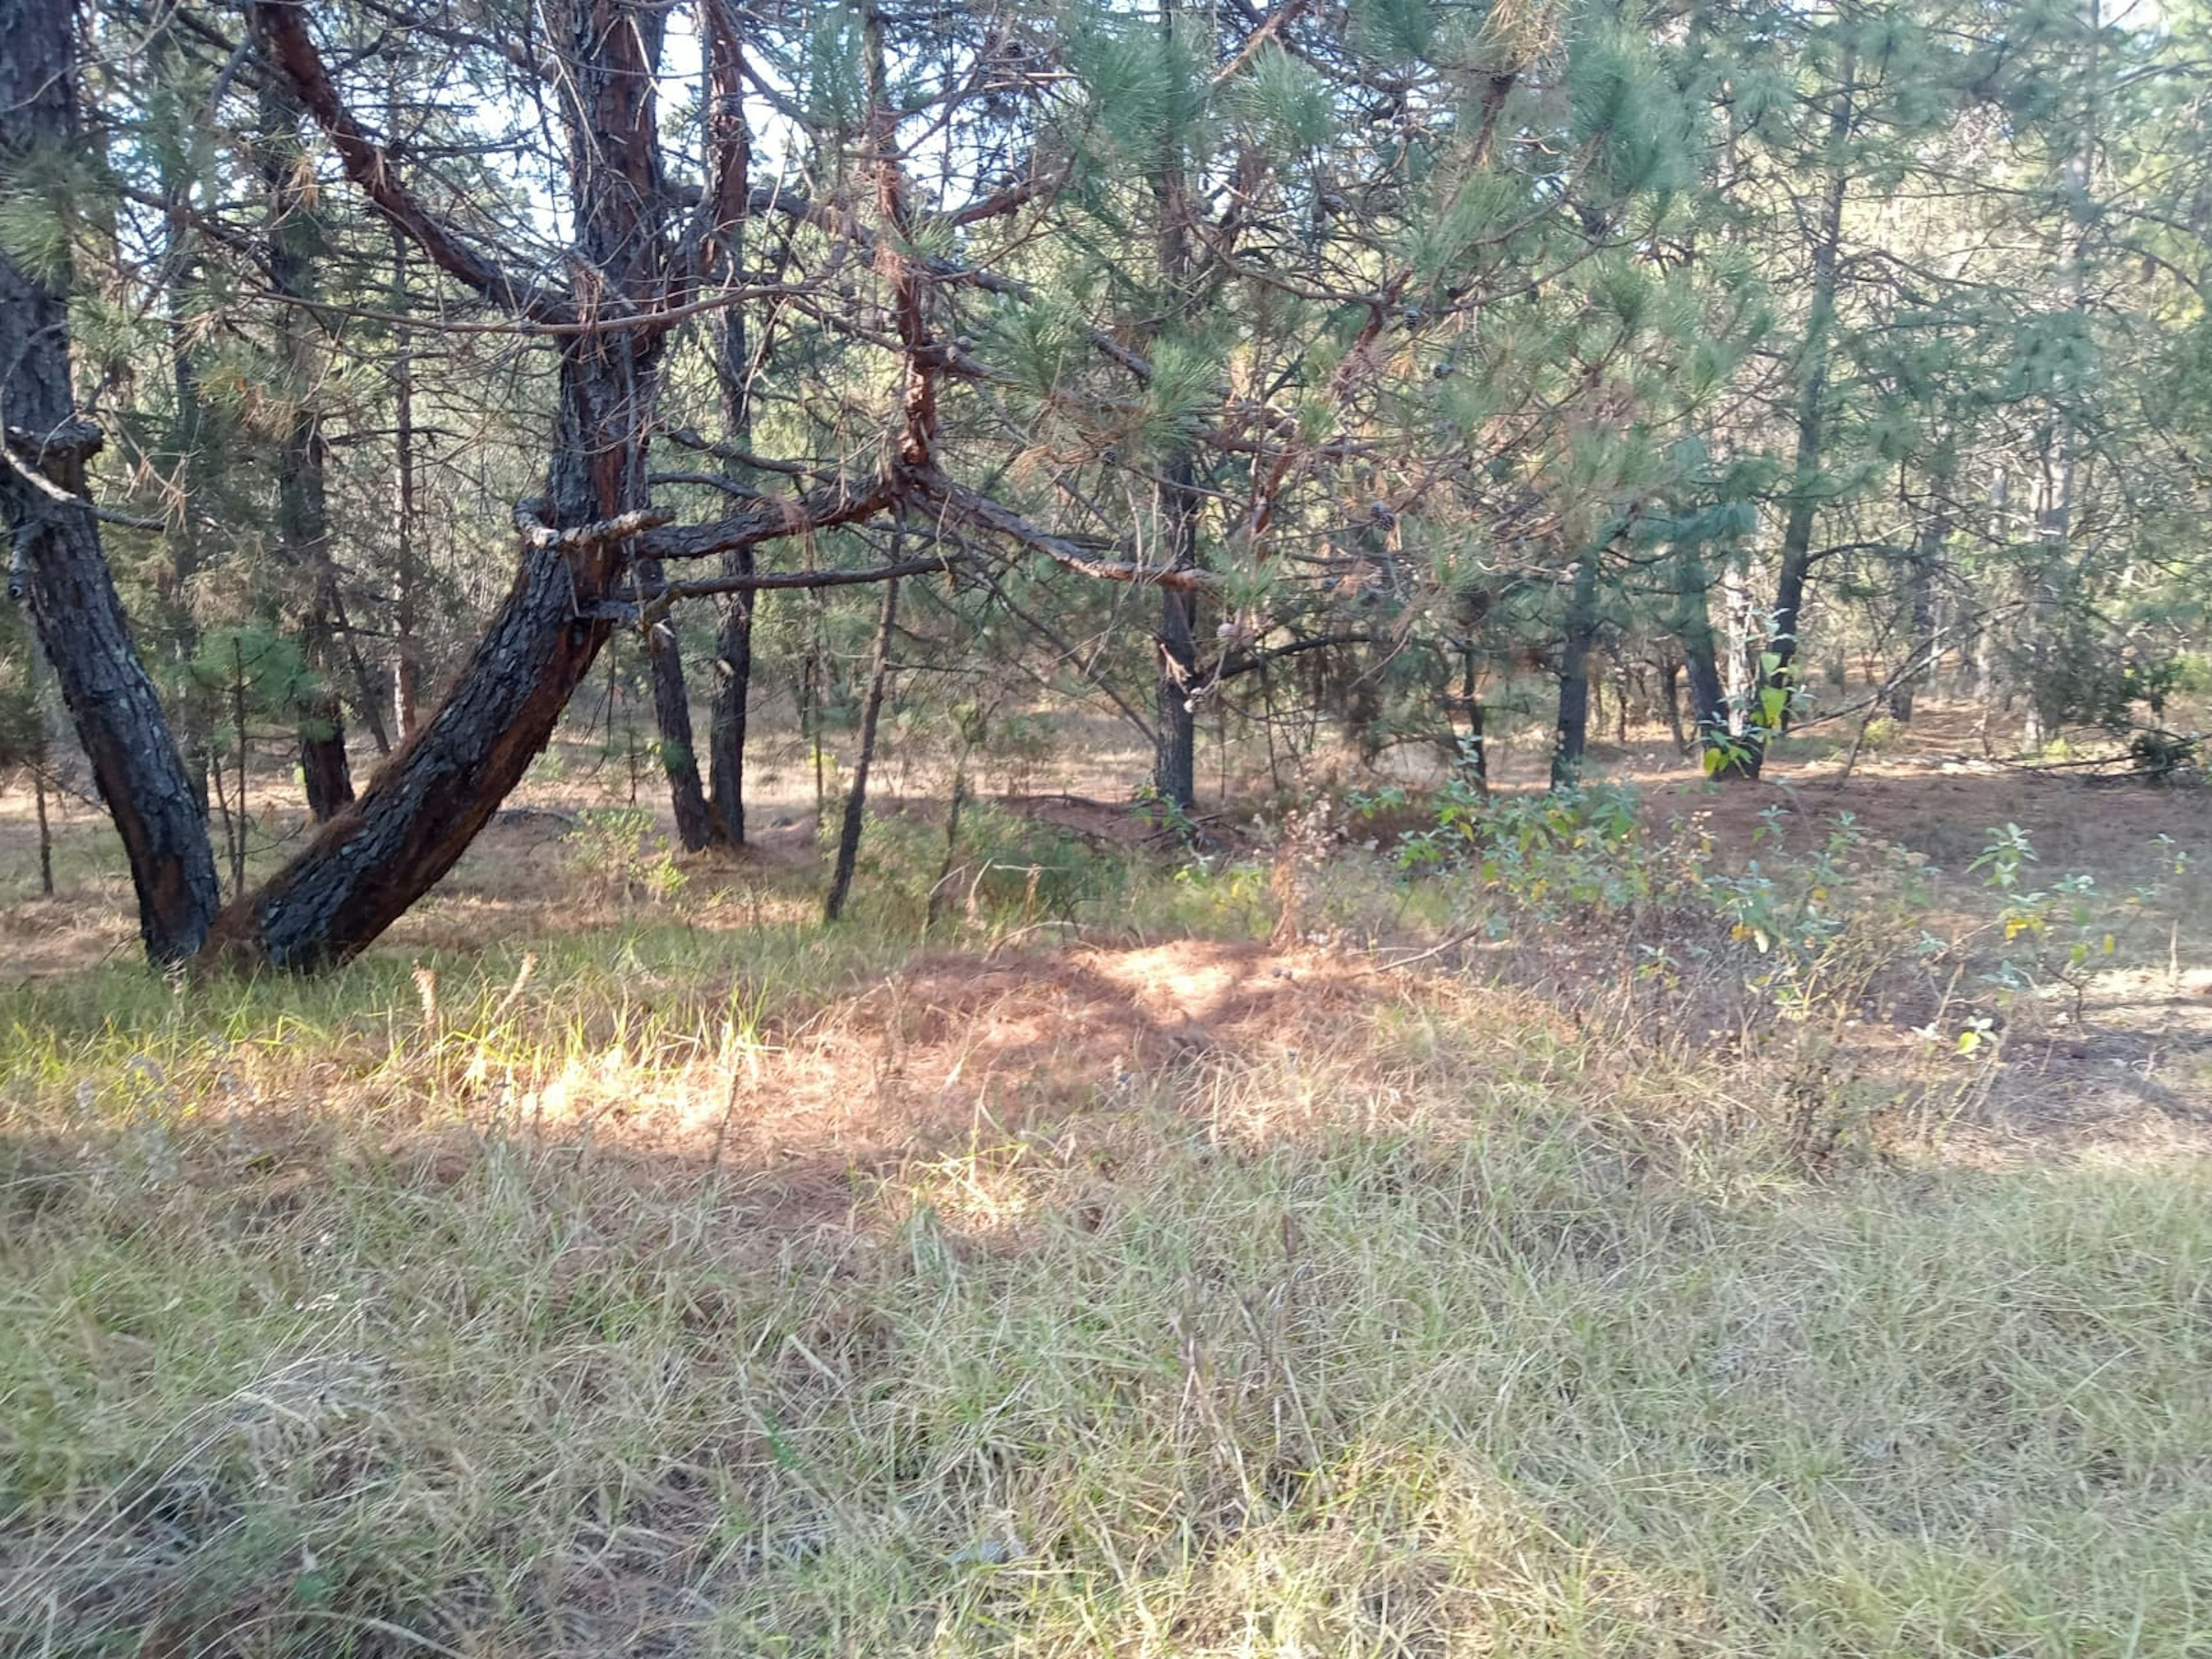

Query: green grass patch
<box><xmin>4</xmin><ymin>920</ymin><xmax>2209</xmax><ymax>1655</ymax></box>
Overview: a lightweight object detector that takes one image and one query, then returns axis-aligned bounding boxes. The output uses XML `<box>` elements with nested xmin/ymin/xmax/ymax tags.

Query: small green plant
<box><xmin>565</xmin><ymin>807</ymin><xmax>685</xmax><ymax>906</ymax></box>
<box><xmin>1132</xmin><ymin>779</ymin><xmax>1202</xmax><ymax>844</ymax></box>
<box><xmin>833</xmin><ymin>803</ymin><xmax>1121</xmax><ymax>935</ymax></box>
<box><xmin>1969</xmin><ymin>823</ymin><xmax>2173</xmax><ymax>1017</ymax></box>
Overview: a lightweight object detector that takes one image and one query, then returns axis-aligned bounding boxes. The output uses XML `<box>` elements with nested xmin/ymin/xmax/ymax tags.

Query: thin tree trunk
<box><xmin>1155</xmin><ymin>525</ymin><xmax>1200</xmax><ymax>812</ymax></box>
<box><xmin>1673</xmin><ymin>548</ymin><xmax>1744</xmax><ymax>774</ymax></box>
<box><xmin>637</xmin><ymin>565</ymin><xmax>718</xmax><ymax>850</ymax></box>
<box><xmin>824</xmin><ymin>574</ymin><xmax>900</xmax><ymax>923</ymax></box>
<box><xmin>1150</xmin><ymin>0</ymin><xmax>1201</xmax><ymax>813</ymax></box>
<box><xmin>1756</xmin><ymin>43</ymin><xmax>1857</xmax><ymax>773</ymax></box>
<box><xmin>262</xmin><ymin>77</ymin><xmax>353</xmax><ymax>821</ymax></box>
<box><xmin>2</xmin><ymin>0</ymin><xmax>220</xmax><ymax>963</ymax></box>
<box><xmin>329</xmin><ymin>579</ymin><xmax>390</xmax><ymax>755</ymax></box>
<box><xmin>157</xmin><ymin>131</ymin><xmax>213</xmax><ymax>816</ymax></box>
<box><xmin>1889</xmin><ymin>503</ymin><xmax>1944</xmax><ymax>724</ymax></box>
<box><xmin>1664</xmin><ymin>658</ymin><xmax>1687</xmax><ymax>751</ymax></box>
<box><xmin>28</xmin><ymin>641</ymin><xmax>55</xmax><ymax>896</ymax></box>
<box><xmin>704</xmin><ymin>11</ymin><xmax>754</xmax><ymax>847</ymax></box>
<box><xmin>229</xmin><ymin>634</ymin><xmax>251</xmax><ymax>892</ymax></box>
<box><xmin>707</xmin><ymin>539</ymin><xmax>755</xmax><ymax>843</ymax></box>
<box><xmin>389</xmin><ymin>221</ymin><xmax>422</xmax><ymax>739</ymax></box>
<box><xmin>927</xmin><ymin>756</ymin><xmax>968</xmax><ymax>933</ymax></box>
<box><xmin>1551</xmin><ymin>548</ymin><xmax>1600</xmax><ymax>790</ymax></box>
<box><xmin>1457</xmin><ymin>645</ymin><xmax>1488</xmax><ymax>791</ymax></box>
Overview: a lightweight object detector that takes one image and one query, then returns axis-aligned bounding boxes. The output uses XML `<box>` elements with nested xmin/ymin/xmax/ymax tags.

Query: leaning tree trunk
<box><xmin>823</xmin><ymin>573</ymin><xmax>900</xmax><ymax>922</ymax></box>
<box><xmin>1</xmin><ymin>0</ymin><xmax>220</xmax><ymax>964</ymax></box>
<box><xmin>207</xmin><ymin>0</ymin><xmax>675</xmax><ymax>971</ymax></box>
<box><xmin>637</xmin><ymin>553</ymin><xmax>719</xmax><ymax>850</ymax></box>
<box><xmin>200</xmin><ymin>354</ymin><xmax>661</xmax><ymax>970</ymax></box>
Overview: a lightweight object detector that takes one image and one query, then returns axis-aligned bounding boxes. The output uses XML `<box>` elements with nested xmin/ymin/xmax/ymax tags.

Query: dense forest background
<box><xmin>4</xmin><ymin>0</ymin><xmax>2210</xmax><ymax>965</ymax></box>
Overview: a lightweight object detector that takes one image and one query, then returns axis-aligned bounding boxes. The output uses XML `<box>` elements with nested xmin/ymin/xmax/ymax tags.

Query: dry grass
<box><xmin>4</xmin><ymin>715</ymin><xmax>2211</xmax><ymax>1656</ymax></box>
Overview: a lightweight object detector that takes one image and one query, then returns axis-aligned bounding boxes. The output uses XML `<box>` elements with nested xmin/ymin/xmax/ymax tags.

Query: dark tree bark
<box><xmin>637</xmin><ymin>557</ymin><xmax>718</xmax><ymax>850</ymax></box>
<box><xmin>154</xmin><ymin>93</ymin><xmax>213</xmax><ymax>814</ymax></box>
<box><xmin>1756</xmin><ymin>44</ymin><xmax>1857</xmax><ymax>774</ymax></box>
<box><xmin>1148</xmin><ymin>0</ymin><xmax>1202</xmax><ymax>815</ymax></box>
<box><xmin>272</xmin><ymin>402</ymin><xmax>356</xmax><ymax>823</ymax></box>
<box><xmin>261</xmin><ymin>74</ymin><xmax>354</xmax><ymax>820</ymax></box>
<box><xmin>1</xmin><ymin>0</ymin><xmax>221</xmax><ymax>963</ymax></box>
<box><xmin>1889</xmin><ymin>502</ymin><xmax>1945</xmax><ymax>724</ymax></box>
<box><xmin>208</xmin><ymin>0</ymin><xmax>683</xmax><ymax>969</ymax></box>
<box><xmin>1456</xmin><ymin>644</ymin><xmax>1488</xmax><ymax>791</ymax></box>
<box><xmin>1673</xmin><ymin>549</ymin><xmax>1741</xmax><ymax>773</ymax></box>
<box><xmin>823</xmin><ymin>574</ymin><xmax>900</xmax><ymax>922</ymax></box>
<box><xmin>389</xmin><ymin>221</ymin><xmax>422</xmax><ymax>740</ymax></box>
<box><xmin>703</xmin><ymin>14</ymin><xmax>756</xmax><ymax>847</ymax></box>
<box><xmin>1154</xmin><ymin>494</ymin><xmax>1201</xmax><ymax>812</ymax></box>
<box><xmin>706</xmin><ymin>536</ymin><xmax>756</xmax><ymax>844</ymax></box>
<box><xmin>1551</xmin><ymin>548</ymin><xmax>1601</xmax><ymax>790</ymax></box>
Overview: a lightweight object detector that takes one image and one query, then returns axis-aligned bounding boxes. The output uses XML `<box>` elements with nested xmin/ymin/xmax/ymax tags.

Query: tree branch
<box><xmin>513</xmin><ymin>500</ymin><xmax>669</xmax><ymax>548</ymax></box>
<box><xmin>249</xmin><ymin>0</ymin><xmax>564</xmax><ymax>321</ymax></box>
<box><xmin>631</xmin><ymin>475</ymin><xmax>896</xmax><ymax>561</ymax></box>
<box><xmin>617</xmin><ymin>553</ymin><xmax>956</xmax><ymax>612</ymax></box>
<box><xmin>918</xmin><ymin>469</ymin><xmax>1217</xmax><ymax>592</ymax></box>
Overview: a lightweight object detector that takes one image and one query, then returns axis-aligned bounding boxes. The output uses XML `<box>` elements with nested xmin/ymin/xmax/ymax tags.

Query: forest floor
<box><xmin>3</xmin><ymin>700</ymin><xmax>2210</xmax><ymax>1656</ymax></box>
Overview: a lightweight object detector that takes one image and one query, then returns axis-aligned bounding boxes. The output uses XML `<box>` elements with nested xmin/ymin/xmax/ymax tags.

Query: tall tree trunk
<box><xmin>637</xmin><ymin>560</ymin><xmax>717</xmax><ymax>849</ymax></box>
<box><xmin>262</xmin><ymin>77</ymin><xmax>353</xmax><ymax>821</ymax></box>
<box><xmin>1889</xmin><ymin>501</ymin><xmax>1945</xmax><ymax>724</ymax></box>
<box><xmin>706</xmin><ymin>537</ymin><xmax>756</xmax><ymax>843</ymax></box>
<box><xmin>1756</xmin><ymin>43</ymin><xmax>1857</xmax><ymax>775</ymax></box>
<box><xmin>1551</xmin><ymin>548</ymin><xmax>1600</xmax><ymax>790</ymax></box>
<box><xmin>1661</xmin><ymin>654</ymin><xmax>1688</xmax><ymax>752</ymax></box>
<box><xmin>1682</xmin><ymin>638</ymin><xmax>1730</xmax><ymax>753</ymax></box>
<box><xmin>1672</xmin><ymin>548</ymin><xmax>1745</xmax><ymax>775</ymax></box>
<box><xmin>1457</xmin><ymin>645</ymin><xmax>1488</xmax><ymax>791</ymax></box>
<box><xmin>331</xmin><ymin>579</ymin><xmax>391</xmax><ymax>755</ymax></box>
<box><xmin>278</xmin><ymin>420</ymin><xmax>355</xmax><ymax>822</ymax></box>
<box><xmin>1154</xmin><ymin>479</ymin><xmax>1201</xmax><ymax>812</ymax></box>
<box><xmin>207</xmin><ymin>0</ymin><xmax>675</xmax><ymax>970</ymax></box>
<box><xmin>824</xmin><ymin>574</ymin><xmax>900</xmax><ymax>922</ymax></box>
<box><xmin>157</xmin><ymin>131</ymin><xmax>213</xmax><ymax>815</ymax></box>
<box><xmin>2</xmin><ymin>0</ymin><xmax>220</xmax><ymax>963</ymax></box>
<box><xmin>1150</xmin><ymin>0</ymin><xmax>1201</xmax><ymax>813</ymax></box>
<box><xmin>704</xmin><ymin>10</ymin><xmax>754</xmax><ymax>846</ymax></box>
<box><xmin>389</xmin><ymin>216</ymin><xmax>422</xmax><ymax>739</ymax></box>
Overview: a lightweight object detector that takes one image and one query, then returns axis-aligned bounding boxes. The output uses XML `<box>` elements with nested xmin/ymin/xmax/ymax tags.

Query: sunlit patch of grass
<box><xmin>5</xmin><ymin>902</ymin><xmax>2211</xmax><ymax>1655</ymax></box>
<box><xmin>4</xmin><ymin>800</ymin><xmax>2210</xmax><ymax>1655</ymax></box>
